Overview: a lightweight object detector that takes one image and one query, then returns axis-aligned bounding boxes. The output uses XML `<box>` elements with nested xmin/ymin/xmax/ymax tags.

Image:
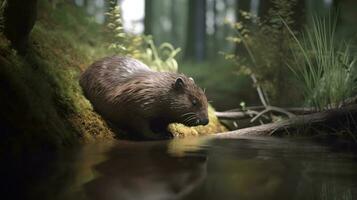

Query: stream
<box><xmin>3</xmin><ymin>136</ymin><xmax>357</xmax><ymax>200</ymax></box>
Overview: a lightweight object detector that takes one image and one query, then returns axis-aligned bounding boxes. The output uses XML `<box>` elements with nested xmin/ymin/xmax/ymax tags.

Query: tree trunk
<box><xmin>3</xmin><ymin>0</ymin><xmax>38</xmax><ymax>54</ymax></box>
<box><xmin>213</xmin><ymin>0</ymin><xmax>218</xmax><ymax>48</ymax></box>
<box><xmin>184</xmin><ymin>0</ymin><xmax>207</xmax><ymax>61</ymax></box>
<box><xmin>292</xmin><ymin>0</ymin><xmax>305</xmax><ymax>31</ymax></box>
<box><xmin>170</xmin><ymin>0</ymin><xmax>178</xmax><ymax>46</ymax></box>
<box><xmin>83</xmin><ymin>0</ymin><xmax>88</xmax><ymax>8</ymax></box>
<box><xmin>258</xmin><ymin>0</ymin><xmax>272</xmax><ymax>20</ymax></box>
<box><xmin>144</xmin><ymin>0</ymin><xmax>153</xmax><ymax>35</ymax></box>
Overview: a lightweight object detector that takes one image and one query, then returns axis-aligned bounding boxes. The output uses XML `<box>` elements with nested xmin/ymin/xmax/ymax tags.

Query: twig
<box><xmin>221</xmin><ymin>106</ymin><xmax>316</xmax><ymax>115</ymax></box>
<box><xmin>250</xmin><ymin>108</ymin><xmax>272</xmax><ymax>123</ymax></box>
<box><xmin>250</xmin><ymin>74</ymin><xmax>268</xmax><ymax>107</ymax></box>
<box><xmin>250</xmin><ymin>106</ymin><xmax>295</xmax><ymax>123</ymax></box>
<box><xmin>215</xmin><ymin>110</ymin><xmax>270</xmax><ymax>120</ymax></box>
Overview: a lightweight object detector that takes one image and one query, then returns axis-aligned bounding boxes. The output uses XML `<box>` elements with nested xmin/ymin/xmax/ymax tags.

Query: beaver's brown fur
<box><xmin>80</xmin><ymin>56</ymin><xmax>209</xmax><ymax>139</ymax></box>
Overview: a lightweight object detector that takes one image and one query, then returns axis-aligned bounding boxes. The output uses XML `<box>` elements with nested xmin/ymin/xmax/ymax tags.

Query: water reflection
<box><xmin>84</xmin><ymin>141</ymin><xmax>207</xmax><ymax>200</ymax></box>
<box><xmin>2</xmin><ymin>137</ymin><xmax>357</xmax><ymax>200</ymax></box>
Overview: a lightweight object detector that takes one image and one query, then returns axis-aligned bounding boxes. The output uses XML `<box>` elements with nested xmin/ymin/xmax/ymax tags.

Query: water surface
<box><xmin>3</xmin><ymin>136</ymin><xmax>357</xmax><ymax>200</ymax></box>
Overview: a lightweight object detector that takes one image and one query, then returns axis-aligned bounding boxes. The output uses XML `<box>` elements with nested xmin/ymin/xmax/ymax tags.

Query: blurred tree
<box><xmin>292</xmin><ymin>0</ymin><xmax>305</xmax><ymax>31</ymax></box>
<box><xmin>185</xmin><ymin>0</ymin><xmax>207</xmax><ymax>61</ymax></box>
<box><xmin>260</xmin><ymin>0</ymin><xmax>305</xmax><ymax>31</ymax></box>
<box><xmin>236</xmin><ymin>0</ymin><xmax>250</xmax><ymax>14</ymax></box>
<box><xmin>144</xmin><ymin>0</ymin><xmax>153</xmax><ymax>35</ymax></box>
<box><xmin>48</xmin><ymin>0</ymin><xmax>57</xmax><ymax>8</ymax></box>
<box><xmin>3</xmin><ymin>0</ymin><xmax>38</xmax><ymax>54</ymax></box>
<box><xmin>333</xmin><ymin>0</ymin><xmax>341</xmax><ymax>8</ymax></box>
<box><xmin>259</xmin><ymin>0</ymin><xmax>273</xmax><ymax>19</ymax></box>
<box><xmin>170</xmin><ymin>0</ymin><xmax>178</xmax><ymax>46</ymax></box>
<box><xmin>83</xmin><ymin>0</ymin><xmax>88</xmax><ymax>7</ymax></box>
<box><xmin>234</xmin><ymin>0</ymin><xmax>251</xmax><ymax>55</ymax></box>
<box><xmin>212</xmin><ymin>0</ymin><xmax>218</xmax><ymax>55</ymax></box>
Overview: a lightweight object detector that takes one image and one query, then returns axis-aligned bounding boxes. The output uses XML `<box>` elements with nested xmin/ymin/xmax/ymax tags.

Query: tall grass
<box><xmin>285</xmin><ymin>16</ymin><xmax>357</xmax><ymax>110</ymax></box>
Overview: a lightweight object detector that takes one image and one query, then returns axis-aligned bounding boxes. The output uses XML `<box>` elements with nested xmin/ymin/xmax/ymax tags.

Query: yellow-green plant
<box><xmin>140</xmin><ymin>35</ymin><xmax>181</xmax><ymax>72</ymax></box>
<box><xmin>106</xmin><ymin>4</ymin><xmax>180</xmax><ymax>72</ymax></box>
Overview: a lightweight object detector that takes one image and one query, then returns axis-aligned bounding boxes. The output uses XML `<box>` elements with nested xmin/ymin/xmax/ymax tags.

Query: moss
<box><xmin>169</xmin><ymin>105</ymin><xmax>228</xmax><ymax>137</ymax></box>
<box><xmin>0</xmin><ymin>2</ymin><xmax>115</xmax><ymax>155</ymax></box>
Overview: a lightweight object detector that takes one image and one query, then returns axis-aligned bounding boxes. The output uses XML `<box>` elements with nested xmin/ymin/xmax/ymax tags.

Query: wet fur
<box><xmin>80</xmin><ymin>56</ymin><xmax>208</xmax><ymax>140</ymax></box>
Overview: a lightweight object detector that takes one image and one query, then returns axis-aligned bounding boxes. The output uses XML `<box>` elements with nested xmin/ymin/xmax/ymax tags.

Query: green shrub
<box><xmin>224</xmin><ymin>0</ymin><xmax>299</xmax><ymax>105</ymax></box>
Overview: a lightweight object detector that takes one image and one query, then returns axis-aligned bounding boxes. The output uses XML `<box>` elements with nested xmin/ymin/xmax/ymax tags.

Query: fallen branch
<box><xmin>217</xmin><ymin>107</ymin><xmax>317</xmax><ymax>120</ymax></box>
<box><xmin>213</xmin><ymin>104</ymin><xmax>357</xmax><ymax>138</ymax></box>
<box><xmin>250</xmin><ymin>106</ymin><xmax>296</xmax><ymax>123</ymax></box>
<box><xmin>215</xmin><ymin>110</ymin><xmax>263</xmax><ymax>120</ymax></box>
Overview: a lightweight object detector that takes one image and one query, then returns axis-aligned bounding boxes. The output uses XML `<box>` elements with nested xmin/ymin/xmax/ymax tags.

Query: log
<box><xmin>213</xmin><ymin>104</ymin><xmax>357</xmax><ymax>138</ymax></box>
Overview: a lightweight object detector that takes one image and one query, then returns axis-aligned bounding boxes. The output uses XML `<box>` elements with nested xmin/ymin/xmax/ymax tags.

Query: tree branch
<box><xmin>213</xmin><ymin>104</ymin><xmax>357</xmax><ymax>138</ymax></box>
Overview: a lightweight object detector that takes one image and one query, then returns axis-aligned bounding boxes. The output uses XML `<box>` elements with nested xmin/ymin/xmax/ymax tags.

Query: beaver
<box><xmin>80</xmin><ymin>56</ymin><xmax>209</xmax><ymax>140</ymax></box>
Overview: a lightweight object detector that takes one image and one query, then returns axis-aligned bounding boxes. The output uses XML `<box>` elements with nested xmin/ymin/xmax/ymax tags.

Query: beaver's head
<box><xmin>168</xmin><ymin>76</ymin><xmax>209</xmax><ymax>126</ymax></box>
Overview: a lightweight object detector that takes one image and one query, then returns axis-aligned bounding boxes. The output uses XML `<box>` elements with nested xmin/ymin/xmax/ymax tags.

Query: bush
<box><xmin>224</xmin><ymin>0</ymin><xmax>300</xmax><ymax>105</ymax></box>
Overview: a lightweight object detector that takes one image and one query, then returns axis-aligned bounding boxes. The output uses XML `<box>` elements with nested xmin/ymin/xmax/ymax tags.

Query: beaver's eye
<box><xmin>192</xmin><ymin>99</ymin><xmax>198</xmax><ymax>106</ymax></box>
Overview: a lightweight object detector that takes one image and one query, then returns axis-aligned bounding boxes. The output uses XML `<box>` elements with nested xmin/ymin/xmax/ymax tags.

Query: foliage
<box><xmin>106</xmin><ymin>4</ymin><xmax>180</xmax><ymax>72</ymax></box>
<box><xmin>106</xmin><ymin>4</ymin><xmax>142</xmax><ymax>57</ymax></box>
<box><xmin>140</xmin><ymin>36</ymin><xmax>181</xmax><ymax>72</ymax></box>
<box><xmin>285</xmin><ymin>16</ymin><xmax>357</xmax><ymax>110</ymax></box>
<box><xmin>224</xmin><ymin>0</ymin><xmax>299</xmax><ymax>105</ymax></box>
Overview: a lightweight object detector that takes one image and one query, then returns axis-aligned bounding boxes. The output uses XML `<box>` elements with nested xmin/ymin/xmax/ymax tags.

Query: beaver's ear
<box><xmin>173</xmin><ymin>77</ymin><xmax>185</xmax><ymax>90</ymax></box>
